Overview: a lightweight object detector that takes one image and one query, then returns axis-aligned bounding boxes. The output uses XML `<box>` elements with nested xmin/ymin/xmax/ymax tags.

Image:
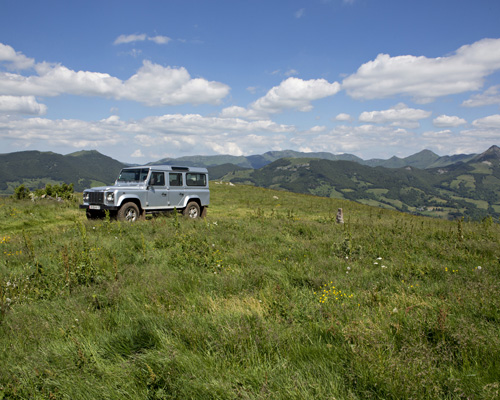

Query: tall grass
<box><xmin>1</xmin><ymin>184</ymin><xmax>499</xmax><ymax>399</ymax></box>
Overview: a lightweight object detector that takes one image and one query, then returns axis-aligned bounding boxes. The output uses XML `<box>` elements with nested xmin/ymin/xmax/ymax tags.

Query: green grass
<box><xmin>1</xmin><ymin>184</ymin><xmax>499</xmax><ymax>399</ymax></box>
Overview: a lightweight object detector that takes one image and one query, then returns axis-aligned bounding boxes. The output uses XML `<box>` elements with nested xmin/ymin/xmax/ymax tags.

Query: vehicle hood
<box><xmin>85</xmin><ymin>183</ymin><xmax>146</xmax><ymax>191</ymax></box>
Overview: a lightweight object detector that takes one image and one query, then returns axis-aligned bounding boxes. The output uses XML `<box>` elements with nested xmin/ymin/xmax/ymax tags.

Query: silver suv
<box><xmin>80</xmin><ymin>165</ymin><xmax>209</xmax><ymax>221</ymax></box>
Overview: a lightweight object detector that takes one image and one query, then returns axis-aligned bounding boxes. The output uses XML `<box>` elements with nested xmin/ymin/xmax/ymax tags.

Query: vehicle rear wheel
<box><xmin>183</xmin><ymin>201</ymin><xmax>200</xmax><ymax>219</ymax></box>
<box><xmin>117</xmin><ymin>202</ymin><xmax>141</xmax><ymax>222</ymax></box>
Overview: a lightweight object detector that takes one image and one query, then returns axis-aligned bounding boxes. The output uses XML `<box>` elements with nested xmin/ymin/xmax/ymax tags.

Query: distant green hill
<box><xmin>0</xmin><ymin>150</ymin><xmax>125</xmax><ymax>194</ymax></box>
<box><xmin>220</xmin><ymin>146</ymin><xmax>500</xmax><ymax>220</ymax></box>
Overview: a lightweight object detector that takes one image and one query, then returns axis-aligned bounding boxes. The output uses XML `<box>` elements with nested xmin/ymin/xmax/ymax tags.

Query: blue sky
<box><xmin>1</xmin><ymin>0</ymin><xmax>500</xmax><ymax>163</ymax></box>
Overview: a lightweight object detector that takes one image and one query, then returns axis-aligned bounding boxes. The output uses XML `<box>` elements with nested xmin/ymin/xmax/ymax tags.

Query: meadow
<box><xmin>0</xmin><ymin>183</ymin><xmax>499</xmax><ymax>399</ymax></box>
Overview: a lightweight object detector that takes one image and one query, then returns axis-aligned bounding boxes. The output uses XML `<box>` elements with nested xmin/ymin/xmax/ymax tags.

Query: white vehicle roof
<box><xmin>122</xmin><ymin>165</ymin><xmax>208</xmax><ymax>173</ymax></box>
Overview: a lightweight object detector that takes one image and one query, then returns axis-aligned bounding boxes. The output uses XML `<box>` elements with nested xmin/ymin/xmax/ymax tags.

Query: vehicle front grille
<box><xmin>89</xmin><ymin>191</ymin><xmax>104</xmax><ymax>204</ymax></box>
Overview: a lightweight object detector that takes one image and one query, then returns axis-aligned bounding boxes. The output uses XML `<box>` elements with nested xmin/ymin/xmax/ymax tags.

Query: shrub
<box><xmin>35</xmin><ymin>183</ymin><xmax>74</xmax><ymax>200</ymax></box>
<box><xmin>12</xmin><ymin>184</ymin><xmax>31</xmax><ymax>200</ymax></box>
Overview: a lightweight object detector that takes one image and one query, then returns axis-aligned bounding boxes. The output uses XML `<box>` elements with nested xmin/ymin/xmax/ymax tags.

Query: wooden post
<box><xmin>336</xmin><ymin>208</ymin><xmax>344</xmax><ymax>224</ymax></box>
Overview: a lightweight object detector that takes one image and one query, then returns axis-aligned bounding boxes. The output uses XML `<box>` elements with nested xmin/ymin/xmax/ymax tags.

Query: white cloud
<box><xmin>114</xmin><ymin>34</ymin><xmax>147</xmax><ymax>45</ymax></box>
<box><xmin>300</xmin><ymin>125</ymin><xmax>327</xmax><ymax>135</ymax></box>
<box><xmin>0</xmin><ymin>43</ymin><xmax>34</xmax><ymax>70</ymax></box>
<box><xmin>120</xmin><ymin>61</ymin><xmax>230</xmax><ymax>106</ymax></box>
<box><xmin>219</xmin><ymin>106</ymin><xmax>264</xmax><ymax>120</ymax></box>
<box><xmin>252</xmin><ymin>77</ymin><xmax>340</xmax><ymax>114</ymax></box>
<box><xmin>131</xmin><ymin>149</ymin><xmax>144</xmax><ymax>158</ymax></box>
<box><xmin>359</xmin><ymin>103</ymin><xmax>431</xmax><ymax>124</ymax></box>
<box><xmin>335</xmin><ymin>113</ymin><xmax>352</xmax><ymax>122</ymax></box>
<box><xmin>290</xmin><ymin>124</ymin><xmax>418</xmax><ymax>158</ymax></box>
<box><xmin>343</xmin><ymin>38</ymin><xmax>500</xmax><ymax>103</ymax></box>
<box><xmin>422</xmin><ymin>130</ymin><xmax>454</xmax><ymax>139</ymax></box>
<box><xmin>0</xmin><ymin>112</ymin><xmax>296</xmax><ymax>157</ymax></box>
<box><xmin>114</xmin><ymin>34</ymin><xmax>172</xmax><ymax>45</ymax></box>
<box><xmin>221</xmin><ymin>77</ymin><xmax>340</xmax><ymax>120</ymax></box>
<box><xmin>0</xmin><ymin>44</ymin><xmax>230</xmax><ymax>106</ymax></box>
<box><xmin>148</xmin><ymin>35</ymin><xmax>171</xmax><ymax>45</ymax></box>
<box><xmin>462</xmin><ymin>85</ymin><xmax>500</xmax><ymax>107</ymax></box>
<box><xmin>0</xmin><ymin>116</ymin><xmax>123</xmax><ymax>147</ymax></box>
<box><xmin>433</xmin><ymin>115</ymin><xmax>467</xmax><ymax>128</ymax></box>
<box><xmin>0</xmin><ymin>96</ymin><xmax>47</xmax><ymax>115</ymax></box>
<box><xmin>472</xmin><ymin>114</ymin><xmax>500</xmax><ymax>129</ymax></box>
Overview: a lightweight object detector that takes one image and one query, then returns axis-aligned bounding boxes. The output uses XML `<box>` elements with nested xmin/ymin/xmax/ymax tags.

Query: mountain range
<box><xmin>1</xmin><ymin>146</ymin><xmax>499</xmax><ymax>220</ymax></box>
<box><xmin>152</xmin><ymin>148</ymin><xmax>477</xmax><ymax>170</ymax></box>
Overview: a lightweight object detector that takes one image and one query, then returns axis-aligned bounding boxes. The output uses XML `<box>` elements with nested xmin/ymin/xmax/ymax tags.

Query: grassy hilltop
<box><xmin>1</xmin><ymin>184</ymin><xmax>499</xmax><ymax>399</ymax></box>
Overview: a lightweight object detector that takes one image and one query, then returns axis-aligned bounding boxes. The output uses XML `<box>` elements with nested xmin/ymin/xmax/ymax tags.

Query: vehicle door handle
<box><xmin>179</xmin><ymin>193</ymin><xmax>184</xmax><ymax>196</ymax></box>
<box><xmin>162</xmin><ymin>193</ymin><xmax>167</xmax><ymax>196</ymax></box>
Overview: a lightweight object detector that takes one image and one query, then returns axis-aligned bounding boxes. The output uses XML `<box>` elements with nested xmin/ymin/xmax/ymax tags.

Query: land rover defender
<box><xmin>80</xmin><ymin>165</ymin><xmax>209</xmax><ymax>221</ymax></box>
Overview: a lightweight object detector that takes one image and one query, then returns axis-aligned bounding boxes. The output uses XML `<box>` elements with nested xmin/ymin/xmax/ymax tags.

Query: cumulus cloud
<box><xmin>0</xmin><ymin>96</ymin><xmax>47</xmax><ymax>115</ymax></box>
<box><xmin>224</xmin><ymin>77</ymin><xmax>341</xmax><ymax>119</ymax></box>
<box><xmin>120</xmin><ymin>61</ymin><xmax>230</xmax><ymax>106</ymax></box>
<box><xmin>0</xmin><ymin>113</ymin><xmax>294</xmax><ymax>153</ymax></box>
<box><xmin>334</xmin><ymin>113</ymin><xmax>352</xmax><ymax>122</ymax></box>
<box><xmin>472</xmin><ymin>114</ymin><xmax>500</xmax><ymax>129</ymax></box>
<box><xmin>433</xmin><ymin>115</ymin><xmax>467</xmax><ymax>128</ymax></box>
<box><xmin>0</xmin><ymin>43</ymin><xmax>34</xmax><ymax>70</ymax></box>
<box><xmin>359</xmin><ymin>103</ymin><xmax>431</xmax><ymax>124</ymax></box>
<box><xmin>290</xmin><ymin>124</ymin><xmax>418</xmax><ymax>158</ymax></box>
<box><xmin>0</xmin><ymin>116</ymin><xmax>123</xmax><ymax>147</ymax></box>
<box><xmin>252</xmin><ymin>78</ymin><xmax>341</xmax><ymax>114</ymax></box>
<box><xmin>462</xmin><ymin>85</ymin><xmax>500</xmax><ymax>107</ymax></box>
<box><xmin>343</xmin><ymin>38</ymin><xmax>500</xmax><ymax>103</ymax></box>
<box><xmin>219</xmin><ymin>106</ymin><xmax>264</xmax><ymax>120</ymax></box>
<box><xmin>0</xmin><ymin>44</ymin><xmax>230</xmax><ymax>106</ymax></box>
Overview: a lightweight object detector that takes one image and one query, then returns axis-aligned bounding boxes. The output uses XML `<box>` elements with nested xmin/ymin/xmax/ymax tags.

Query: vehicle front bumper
<box><xmin>80</xmin><ymin>204</ymin><xmax>119</xmax><ymax>211</ymax></box>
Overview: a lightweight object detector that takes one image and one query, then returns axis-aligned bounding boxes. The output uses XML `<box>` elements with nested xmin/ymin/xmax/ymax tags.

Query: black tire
<box><xmin>183</xmin><ymin>201</ymin><xmax>200</xmax><ymax>219</ymax></box>
<box><xmin>117</xmin><ymin>202</ymin><xmax>141</xmax><ymax>222</ymax></box>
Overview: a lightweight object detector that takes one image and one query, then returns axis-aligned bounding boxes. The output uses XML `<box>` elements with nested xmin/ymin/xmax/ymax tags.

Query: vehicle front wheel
<box><xmin>117</xmin><ymin>202</ymin><xmax>141</xmax><ymax>222</ymax></box>
<box><xmin>183</xmin><ymin>201</ymin><xmax>200</xmax><ymax>219</ymax></box>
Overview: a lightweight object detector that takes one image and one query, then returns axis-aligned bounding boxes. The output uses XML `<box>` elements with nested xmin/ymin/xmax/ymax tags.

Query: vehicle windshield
<box><xmin>117</xmin><ymin>168</ymin><xmax>150</xmax><ymax>183</ymax></box>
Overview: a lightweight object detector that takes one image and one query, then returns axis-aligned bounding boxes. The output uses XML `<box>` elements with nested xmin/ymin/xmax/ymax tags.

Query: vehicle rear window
<box><xmin>186</xmin><ymin>173</ymin><xmax>207</xmax><ymax>186</ymax></box>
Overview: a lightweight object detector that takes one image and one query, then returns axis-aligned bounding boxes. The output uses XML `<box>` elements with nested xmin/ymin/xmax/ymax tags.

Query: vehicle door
<box><xmin>168</xmin><ymin>172</ymin><xmax>186</xmax><ymax>207</ymax></box>
<box><xmin>146</xmin><ymin>171</ymin><xmax>168</xmax><ymax>208</ymax></box>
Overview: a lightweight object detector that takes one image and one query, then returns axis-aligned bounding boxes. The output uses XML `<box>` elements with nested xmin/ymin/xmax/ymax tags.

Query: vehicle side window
<box><xmin>186</xmin><ymin>173</ymin><xmax>207</xmax><ymax>186</ymax></box>
<box><xmin>169</xmin><ymin>173</ymin><xmax>183</xmax><ymax>187</ymax></box>
<box><xmin>150</xmin><ymin>172</ymin><xmax>165</xmax><ymax>186</ymax></box>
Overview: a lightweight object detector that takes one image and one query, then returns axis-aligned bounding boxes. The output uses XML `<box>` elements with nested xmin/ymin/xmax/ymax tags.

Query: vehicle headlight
<box><xmin>106</xmin><ymin>192</ymin><xmax>115</xmax><ymax>202</ymax></box>
<box><xmin>83</xmin><ymin>192</ymin><xmax>89</xmax><ymax>202</ymax></box>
